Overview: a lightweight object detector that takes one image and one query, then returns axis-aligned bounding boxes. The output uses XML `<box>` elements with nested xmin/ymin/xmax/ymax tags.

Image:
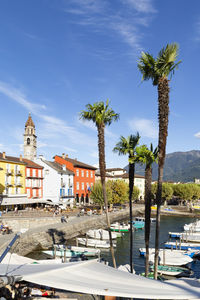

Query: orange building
<box><xmin>54</xmin><ymin>154</ymin><xmax>96</xmax><ymax>205</ymax></box>
<box><xmin>23</xmin><ymin>159</ymin><xmax>43</xmax><ymax>201</ymax></box>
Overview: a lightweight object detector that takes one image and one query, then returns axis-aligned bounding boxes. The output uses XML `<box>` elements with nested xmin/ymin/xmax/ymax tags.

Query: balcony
<box><xmin>32</xmin><ymin>186</ymin><xmax>40</xmax><ymax>189</ymax></box>
<box><xmin>6</xmin><ymin>170</ymin><xmax>13</xmax><ymax>176</ymax></box>
<box><xmin>15</xmin><ymin>171</ymin><xmax>22</xmax><ymax>176</ymax></box>
<box><xmin>5</xmin><ymin>183</ymin><xmax>13</xmax><ymax>187</ymax></box>
<box><xmin>15</xmin><ymin>182</ymin><xmax>22</xmax><ymax>187</ymax></box>
<box><xmin>26</xmin><ymin>175</ymin><xmax>44</xmax><ymax>179</ymax></box>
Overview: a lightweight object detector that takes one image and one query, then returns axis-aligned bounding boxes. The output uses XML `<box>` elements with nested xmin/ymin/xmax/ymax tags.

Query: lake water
<box><xmin>101</xmin><ymin>215</ymin><xmax>200</xmax><ymax>278</ymax></box>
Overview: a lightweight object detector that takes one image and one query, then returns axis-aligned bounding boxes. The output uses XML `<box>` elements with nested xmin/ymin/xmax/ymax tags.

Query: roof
<box><xmin>0</xmin><ymin>153</ymin><xmax>26</xmax><ymax>165</ymax></box>
<box><xmin>56</xmin><ymin>155</ymin><xmax>97</xmax><ymax>170</ymax></box>
<box><xmin>0</xmin><ymin>260</ymin><xmax>200</xmax><ymax>299</ymax></box>
<box><xmin>25</xmin><ymin>113</ymin><xmax>35</xmax><ymax>128</ymax></box>
<box><xmin>95</xmin><ymin>170</ymin><xmax>113</xmax><ymax>177</ymax></box>
<box><xmin>22</xmin><ymin>158</ymin><xmax>43</xmax><ymax>169</ymax></box>
<box><xmin>45</xmin><ymin>160</ymin><xmax>74</xmax><ymax>175</ymax></box>
<box><xmin>106</xmin><ymin>168</ymin><xmax>126</xmax><ymax>172</ymax></box>
<box><xmin>121</xmin><ymin>173</ymin><xmax>145</xmax><ymax>179</ymax></box>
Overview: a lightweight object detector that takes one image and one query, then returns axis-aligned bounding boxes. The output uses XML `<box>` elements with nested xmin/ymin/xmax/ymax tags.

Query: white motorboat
<box><xmin>110</xmin><ymin>222</ymin><xmax>130</xmax><ymax>232</ymax></box>
<box><xmin>86</xmin><ymin>229</ymin><xmax>120</xmax><ymax>240</ymax></box>
<box><xmin>148</xmin><ymin>250</ymin><xmax>192</xmax><ymax>266</ymax></box>
<box><xmin>77</xmin><ymin>237</ymin><xmax>116</xmax><ymax>248</ymax></box>
<box><xmin>184</xmin><ymin>220</ymin><xmax>200</xmax><ymax>232</ymax></box>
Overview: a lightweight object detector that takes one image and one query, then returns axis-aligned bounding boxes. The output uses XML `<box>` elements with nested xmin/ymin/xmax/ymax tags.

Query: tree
<box><xmin>80</xmin><ymin>100</ymin><xmax>119</xmax><ymax>268</ymax></box>
<box><xmin>135</xmin><ymin>144</ymin><xmax>158</xmax><ymax>276</ymax></box>
<box><xmin>113</xmin><ymin>133</ymin><xmax>140</xmax><ymax>273</ymax></box>
<box><xmin>107</xmin><ymin>180</ymin><xmax>129</xmax><ymax>204</ymax></box>
<box><xmin>138</xmin><ymin>43</ymin><xmax>181</xmax><ymax>279</ymax></box>
<box><xmin>90</xmin><ymin>181</ymin><xmax>113</xmax><ymax>209</ymax></box>
<box><xmin>152</xmin><ymin>182</ymin><xmax>173</xmax><ymax>205</ymax></box>
<box><xmin>132</xmin><ymin>186</ymin><xmax>140</xmax><ymax>201</ymax></box>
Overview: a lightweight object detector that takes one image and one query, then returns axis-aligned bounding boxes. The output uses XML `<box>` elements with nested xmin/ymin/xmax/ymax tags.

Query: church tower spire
<box><xmin>24</xmin><ymin>113</ymin><xmax>37</xmax><ymax>160</ymax></box>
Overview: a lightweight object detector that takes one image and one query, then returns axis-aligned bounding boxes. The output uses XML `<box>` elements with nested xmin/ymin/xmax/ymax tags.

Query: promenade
<box><xmin>0</xmin><ymin>204</ymin><xmax>198</xmax><ymax>257</ymax></box>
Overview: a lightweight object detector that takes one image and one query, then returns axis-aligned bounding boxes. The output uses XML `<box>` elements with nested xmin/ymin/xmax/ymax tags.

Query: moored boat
<box><xmin>77</xmin><ymin>237</ymin><xmax>116</xmax><ymax>248</ymax></box>
<box><xmin>150</xmin><ymin>265</ymin><xmax>193</xmax><ymax>279</ymax></box>
<box><xmin>86</xmin><ymin>229</ymin><xmax>120</xmax><ymax>240</ymax></box>
<box><xmin>164</xmin><ymin>241</ymin><xmax>200</xmax><ymax>250</ymax></box>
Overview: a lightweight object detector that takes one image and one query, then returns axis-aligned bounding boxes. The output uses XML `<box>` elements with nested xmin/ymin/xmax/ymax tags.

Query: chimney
<box><xmin>2</xmin><ymin>152</ymin><xmax>5</xmax><ymax>159</ymax></box>
<box><xmin>65</xmin><ymin>154</ymin><xmax>68</xmax><ymax>158</ymax></box>
<box><xmin>19</xmin><ymin>154</ymin><xmax>23</xmax><ymax>162</ymax></box>
<box><xmin>62</xmin><ymin>153</ymin><xmax>65</xmax><ymax>159</ymax></box>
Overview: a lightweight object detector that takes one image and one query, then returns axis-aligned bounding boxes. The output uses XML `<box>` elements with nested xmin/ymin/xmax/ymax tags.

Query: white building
<box><xmin>95</xmin><ymin>168</ymin><xmax>145</xmax><ymax>200</ymax></box>
<box><xmin>35</xmin><ymin>156</ymin><xmax>74</xmax><ymax>208</ymax></box>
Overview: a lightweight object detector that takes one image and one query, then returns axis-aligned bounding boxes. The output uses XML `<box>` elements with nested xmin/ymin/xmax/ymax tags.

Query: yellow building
<box><xmin>0</xmin><ymin>152</ymin><xmax>27</xmax><ymax>206</ymax></box>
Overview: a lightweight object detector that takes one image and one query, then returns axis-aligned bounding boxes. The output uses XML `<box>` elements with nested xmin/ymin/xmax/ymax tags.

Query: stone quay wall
<box><xmin>0</xmin><ymin>206</ymin><xmax>144</xmax><ymax>256</ymax></box>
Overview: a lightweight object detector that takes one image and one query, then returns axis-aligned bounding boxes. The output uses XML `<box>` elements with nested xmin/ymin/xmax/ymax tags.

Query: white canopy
<box><xmin>0</xmin><ymin>259</ymin><xmax>200</xmax><ymax>299</ymax></box>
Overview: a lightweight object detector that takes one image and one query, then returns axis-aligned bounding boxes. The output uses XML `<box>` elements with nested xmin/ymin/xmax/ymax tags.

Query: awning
<box><xmin>0</xmin><ymin>259</ymin><xmax>200</xmax><ymax>299</ymax></box>
<box><xmin>0</xmin><ymin>197</ymin><xmax>48</xmax><ymax>206</ymax></box>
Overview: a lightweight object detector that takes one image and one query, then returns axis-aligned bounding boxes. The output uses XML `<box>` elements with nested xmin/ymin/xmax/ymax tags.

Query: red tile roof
<box><xmin>56</xmin><ymin>155</ymin><xmax>97</xmax><ymax>170</ymax></box>
<box><xmin>22</xmin><ymin>158</ymin><xmax>43</xmax><ymax>169</ymax></box>
<box><xmin>0</xmin><ymin>153</ymin><xmax>26</xmax><ymax>165</ymax></box>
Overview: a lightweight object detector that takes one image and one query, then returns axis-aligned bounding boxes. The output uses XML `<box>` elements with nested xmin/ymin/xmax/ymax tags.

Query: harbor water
<box><xmin>101</xmin><ymin>215</ymin><xmax>200</xmax><ymax>278</ymax></box>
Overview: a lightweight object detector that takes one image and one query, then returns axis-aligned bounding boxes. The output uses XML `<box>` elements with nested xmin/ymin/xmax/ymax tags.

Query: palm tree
<box><xmin>80</xmin><ymin>100</ymin><xmax>119</xmax><ymax>268</ymax></box>
<box><xmin>135</xmin><ymin>144</ymin><xmax>158</xmax><ymax>276</ymax></box>
<box><xmin>113</xmin><ymin>133</ymin><xmax>140</xmax><ymax>273</ymax></box>
<box><xmin>138</xmin><ymin>43</ymin><xmax>181</xmax><ymax>278</ymax></box>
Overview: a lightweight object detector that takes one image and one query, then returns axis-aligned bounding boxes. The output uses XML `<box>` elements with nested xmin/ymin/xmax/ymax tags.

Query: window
<box><xmin>39</xmin><ymin>189</ymin><xmax>41</xmax><ymax>197</ymax></box>
<box><xmin>38</xmin><ymin>170</ymin><xmax>42</xmax><ymax>177</ymax></box>
<box><xmin>76</xmin><ymin>169</ymin><xmax>79</xmax><ymax>176</ymax></box>
<box><xmin>33</xmin><ymin>189</ymin><xmax>36</xmax><ymax>197</ymax></box>
<box><xmin>76</xmin><ymin>182</ymin><xmax>79</xmax><ymax>190</ymax></box>
<box><xmin>91</xmin><ymin>171</ymin><xmax>93</xmax><ymax>178</ymax></box>
<box><xmin>86</xmin><ymin>171</ymin><xmax>89</xmax><ymax>177</ymax></box>
<box><xmin>27</xmin><ymin>189</ymin><xmax>31</xmax><ymax>197</ymax></box>
<box><xmin>27</xmin><ymin>138</ymin><xmax>30</xmax><ymax>145</ymax></box>
<box><xmin>81</xmin><ymin>170</ymin><xmax>84</xmax><ymax>177</ymax></box>
<box><xmin>82</xmin><ymin>182</ymin><xmax>84</xmax><ymax>190</ymax></box>
<box><xmin>33</xmin><ymin>169</ymin><xmax>36</xmax><ymax>177</ymax></box>
<box><xmin>27</xmin><ymin>168</ymin><xmax>30</xmax><ymax>177</ymax></box>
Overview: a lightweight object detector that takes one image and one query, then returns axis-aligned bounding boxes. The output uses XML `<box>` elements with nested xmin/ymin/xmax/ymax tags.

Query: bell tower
<box><xmin>24</xmin><ymin>113</ymin><xmax>37</xmax><ymax>160</ymax></box>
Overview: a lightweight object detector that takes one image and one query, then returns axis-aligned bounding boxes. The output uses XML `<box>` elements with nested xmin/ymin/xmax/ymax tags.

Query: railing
<box><xmin>6</xmin><ymin>170</ymin><xmax>13</xmax><ymax>176</ymax></box>
<box><xmin>15</xmin><ymin>171</ymin><xmax>22</xmax><ymax>176</ymax></box>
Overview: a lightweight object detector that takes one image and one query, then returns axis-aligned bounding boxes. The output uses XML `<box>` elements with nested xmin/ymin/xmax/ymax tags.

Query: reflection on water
<box><xmin>29</xmin><ymin>215</ymin><xmax>200</xmax><ymax>278</ymax></box>
<box><xmin>101</xmin><ymin>216</ymin><xmax>200</xmax><ymax>278</ymax></box>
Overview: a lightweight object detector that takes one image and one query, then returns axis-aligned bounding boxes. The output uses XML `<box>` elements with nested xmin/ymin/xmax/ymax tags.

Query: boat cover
<box><xmin>0</xmin><ymin>259</ymin><xmax>200</xmax><ymax>299</ymax></box>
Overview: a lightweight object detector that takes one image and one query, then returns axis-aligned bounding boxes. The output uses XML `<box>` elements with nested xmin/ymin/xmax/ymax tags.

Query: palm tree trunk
<box><xmin>145</xmin><ymin>166</ymin><xmax>152</xmax><ymax>277</ymax></box>
<box><xmin>129</xmin><ymin>162</ymin><xmax>135</xmax><ymax>273</ymax></box>
<box><xmin>98</xmin><ymin>124</ymin><xmax>116</xmax><ymax>268</ymax></box>
<box><xmin>154</xmin><ymin>76</ymin><xmax>169</xmax><ymax>279</ymax></box>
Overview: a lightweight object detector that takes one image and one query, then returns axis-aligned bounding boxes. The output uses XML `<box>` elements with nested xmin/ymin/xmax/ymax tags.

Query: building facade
<box><xmin>35</xmin><ymin>156</ymin><xmax>74</xmax><ymax>207</ymax></box>
<box><xmin>54</xmin><ymin>154</ymin><xmax>96</xmax><ymax>205</ymax></box>
<box><xmin>0</xmin><ymin>152</ymin><xmax>27</xmax><ymax>206</ymax></box>
<box><xmin>24</xmin><ymin>113</ymin><xmax>37</xmax><ymax>160</ymax></box>
<box><xmin>95</xmin><ymin>168</ymin><xmax>145</xmax><ymax>200</ymax></box>
<box><xmin>23</xmin><ymin>159</ymin><xmax>43</xmax><ymax>201</ymax></box>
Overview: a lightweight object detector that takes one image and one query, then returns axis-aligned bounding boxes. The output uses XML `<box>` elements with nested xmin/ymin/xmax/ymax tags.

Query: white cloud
<box><xmin>64</xmin><ymin>0</ymin><xmax>156</xmax><ymax>55</ymax></box>
<box><xmin>123</xmin><ymin>0</ymin><xmax>157</xmax><ymax>13</ymax></box>
<box><xmin>90</xmin><ymin>151</ymin><xmax>98</xmax><ymax>158</ymax></box>
<box><xmin>112</xmin><ymin>21</ymin><xmax>142</xmax><ymax>52</ymax></box>
<box><xmin>0</xmin><ymin>81</ymin><xmax>46</xmax><ymax>113</ymax></box>
<box><xmin>194</xmin><ymin>132</ymin><xmax>200</xmax><ymax>138</ymax></box>
<box><xmin>78</xmin><ymin>118</ymin><xmax>96</xmax><ymax>131</ymax></box>
<box><xmin>128</xmin><ymin>118</ymin><xmax>158</xmax><ymax>138</ymax></box>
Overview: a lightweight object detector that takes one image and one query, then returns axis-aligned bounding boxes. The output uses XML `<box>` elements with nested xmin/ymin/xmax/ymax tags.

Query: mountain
<box><xmin>125</xmin><ymin>150</ymin><xmax>200</xmax><ymax>183</ymax></box>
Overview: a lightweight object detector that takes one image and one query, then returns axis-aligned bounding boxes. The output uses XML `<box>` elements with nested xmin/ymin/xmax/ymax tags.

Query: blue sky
<box><xmin>1</xmin><ymin>0</ymin><xmax>200</xmax><ymax>168</ymax></box>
